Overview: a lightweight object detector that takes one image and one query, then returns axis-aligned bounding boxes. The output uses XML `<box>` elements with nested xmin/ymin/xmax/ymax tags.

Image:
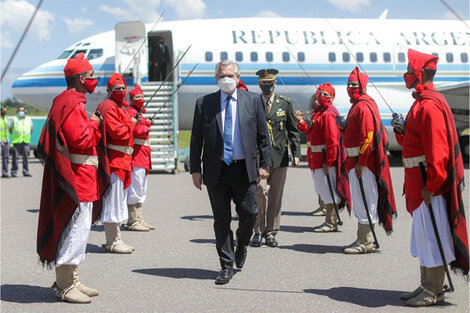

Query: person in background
<box><xmin>1</xmin><ymin>105</ymin><xmax>10</xmax><ymax>178</ymax></box>
<box><xmin>10</xmin><ymin>105</ymin><xmax>33</xmax><ymax>177</ymax></box>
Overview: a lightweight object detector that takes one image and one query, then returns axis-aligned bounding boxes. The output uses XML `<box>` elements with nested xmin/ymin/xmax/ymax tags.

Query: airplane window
<box><xmin>58</xmin><ymin>50</ymin><xmax>73</xmax><ymax>59</ymax></box>
<box><xmin>70</xmin><ymin>50</ymin><xmax>87</xmax><ymax>59</ymax></box>
<box><xmin>398</xmin><ymin>52</ymin><xmax>406</xmax><ymax>63</ymax></box>
<box><xmin>356</xmin><ymin>52</ymin><xmax>364</xmax><ymax>62</ymax></box>
<box><xmin>82</xmin><ymin>43</ymin><xmax>90</xmax><ymax>46</ymax></box>
<box><xmin>235</xmin><ymin>52</ymin><xmax>243</xmax><ymax>62</ymax></box>
<box><xmin>88</xmin><ymin>49</ymin><xmax>103</xmax><ymax>60</ymax></box>
<box><xmin>205</xmin><ymin>52</ymin><xmax>213</xmax><ymax>62</ymax></box>
<box><xmin>266</xmin><ymin>52</ymin><xmax>273</xmax><ymax>62</ymax></box>
<box><xmin>432</xmin><ymin>52</ymin><xmax>439</xmax><ymax>57</ymax></box>
<box><xmin>220</xmin><ymin>51</ymin><xmax>228</xmax><ymax>61</ymax></box>
<box><xmin>446</xmin><ymin>52</ymin><xmax>453</xmax><ymax>63</ymax></box>
<box><xmin>251</xmin><ymin>52</ymin><xmax>258</xmax><ymax>62</ymax></box>
<box><xmin>342</xmin><ymin>52</ymin><xmax>350</xmax><ymax>62</ymax></box>
<box><xmin>297</xmin><ymin>52</ymin><xmax>305</xmax><ymax>62</ymax></box>
<box><xmin>282</xmin><ymin>52</ymin><xmax>290</xmax><ymax>62</ymax></box>
<box><xmin>461</xmin><ymin>52</ymin><xmax>468</xmax><ymax>63</ymax></box>
<box><xmin>383</xmin><ymin>52</ymin><xmax>391</xmax><ymax>63</ymax></box>
<box><xmin>370</xmin><ymin>52</ymin><xmax>377</xmax><ymax>63</ymax></box>
<box><xmin>328</xmin><ymin>52</ymin><xmax>336</xmax><ymax>62</ymax></box>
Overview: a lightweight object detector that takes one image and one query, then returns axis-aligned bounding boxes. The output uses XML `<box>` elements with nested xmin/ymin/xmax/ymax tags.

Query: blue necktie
<box><xmin>223</xmin><ymin>96</ymin><xmax>233</xmax><ymax>165</ymax></box>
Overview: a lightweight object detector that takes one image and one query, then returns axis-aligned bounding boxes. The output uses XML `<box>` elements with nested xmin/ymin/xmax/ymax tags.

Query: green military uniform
<box><xmin>252</xmin><ymin>69</ymin><xmax>301</xmax><ymax>247</ymax></box>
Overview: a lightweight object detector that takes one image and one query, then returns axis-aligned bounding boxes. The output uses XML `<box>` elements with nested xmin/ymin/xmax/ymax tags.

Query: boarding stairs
<box><xmin>140</xmin><ymin>82</ymin><xmax>178</xmax><ymax>173</ymax></box>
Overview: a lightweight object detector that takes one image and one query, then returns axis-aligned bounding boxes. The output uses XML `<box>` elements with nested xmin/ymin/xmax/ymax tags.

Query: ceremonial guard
<box><xmin>296</xmin><ymin>83</ymin><xmax>350</xmax><ymax>232</ymax></box>
<box><xmin>1</xmin><ymin>105</ymin><xmax>10</xmax><ymax>178</ymax></box>
<box><xmin>340</xmin><ymin>67</ymin><xmax>396</xmax><ymax>254</ymax></box>
<box><xmin>394</xmin><ymin>49</ymin><xmax>468</xmax><ymax>307</ymax></box>
<box><xmin>97</xmin><ymin>73</ymin><xmax>137</xmax><ymax>254</ymax></box>
<box><xmin>126</xmin><ymin>85</ymin><xmax>154</xmax><ymax>231</ymax></box>
<box><xmin>37</xmin><ymin>53</ymin><xmax>102</xmax><ymax>303</ymax></box>
<box><xmin>251</xmin><ymin>69</ymin><xmax>301</xmax><ymax>247</ymax></box>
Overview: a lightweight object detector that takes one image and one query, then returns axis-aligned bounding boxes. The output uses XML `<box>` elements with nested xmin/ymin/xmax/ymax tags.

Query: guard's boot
<box><xmin>53</xmin><ymin>265</ymin><xmax>91</xmax><ymax>303</ymax></box>
<box><xmin>72</xmin><ymin>265</ymin><xmax>99</xmax><ymax>297</ymax></box>
<box><xmin>313</xmin><ymin>203</ymin><xmax>338</xmax><ymax>232</ymax></box>
<box><xmin>311</xmin><ymin>197</ymin><xmax>326</xmax><ymax>216</ymax></box>
<box><xmin>103</xmin><ymin>223</ymin><xmax>133</xmax><ymax>254</ymax></box>
<box><xmin>407</xmin><ymin>266</ymin><xmax>445</xmax><ymax>307</ymax></box>
<box><xmin>400</xmin><ymin>266</ymin><xmax>426</xmax><ymax>300</ymax></box>
<box><xmin>127</xmin><ymin>204</ymin><xmax>149</xmax><ymax>231</ymax></box>
<box><xmin>137</xmin><ymin>203</ymin><xmax>155</xmax><ymax>230</ymax></box>
<box><xmin>344</xmin><ymin>223</ymin><xmax>374</xmax><ymax>254</ymax></box>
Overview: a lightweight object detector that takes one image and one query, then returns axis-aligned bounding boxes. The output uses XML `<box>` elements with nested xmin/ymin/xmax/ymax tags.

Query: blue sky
<box><xmin>1</xmin><ymin>0</ymin><xmax>468</xmax><ymax>100</ymax></box>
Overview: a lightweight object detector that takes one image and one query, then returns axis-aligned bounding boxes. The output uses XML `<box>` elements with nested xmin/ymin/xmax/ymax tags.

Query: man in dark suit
<box><xmin>152</xmin><ymin>37</ymin><xmax>170</xmax><ymax>81</ymax></box>
<box><xmin>190</xmin><ymin>60</ymin><xmax>272</xmax><ymax>284</ymax></box>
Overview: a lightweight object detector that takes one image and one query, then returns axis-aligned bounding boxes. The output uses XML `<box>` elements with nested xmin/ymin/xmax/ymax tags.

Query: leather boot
<box><xmin>137</xmin><ymin>203</ymin><xmax>155</xmax><ymax>230</ymax></box>
<box><xmin>313</xmin><ymin>203</ymin><xmax>338</xmax><ymax>232</ymax></box>
<box><xmin>127</xmin><ymin>204</ymin><xmax>149</xmax><ymax>231</ymax></box>
<box><xmin>407</xmin><ymin>266</ymin><xmax>445</xmax><ymax>307</ymax></box>
<box><xmin>103</xmin><ymin>223</ymin><xmax>133</xmax><ymax>254</ymax></box>
<box><xmin>401</xmin><ymin>266</ymin><xmax>425</xmax><ymax>300</ymax></box>
<box><xmin>344</xmin><ymin>223</ymin><xmax>374</xmax><ymax>254</ymax></box>
<box><xmin>72</xmin><ymin>265</ymin><xmax>99</xmax><ymax>297</ymax></box>
<box><xmin>53</xmin><ymin>265</ymin><xmax>90</xmax><ymax>303</ymax></box>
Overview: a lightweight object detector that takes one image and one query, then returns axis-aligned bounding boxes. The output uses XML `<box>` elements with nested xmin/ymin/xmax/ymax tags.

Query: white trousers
<box><xmin>349</xmin><ymin>167</ymin><xmax>379</xmax><ymax>225</ymax></box>
<box><xmin>311</xmin><ymin>167</ymin><xmax>340</xmax><ymax>204</ymax></box>
<box><xmin>101</xmin><ymin>173</ymin><xmax>129</xmax><ymax>223</ymax></box>
<box><xmin>127</xmin><ymin>167</ymin><xmax>148</xmax><ymax>204</ymax></box>
<box><xmin>410</xmin><ymin>195</ymin><xmax>456</xmax><ymax>267</ymax></box>
<box><xmin>55</xmin><ymin>202</ymin><xmax>92</xmax><ymax>266</ymax></box>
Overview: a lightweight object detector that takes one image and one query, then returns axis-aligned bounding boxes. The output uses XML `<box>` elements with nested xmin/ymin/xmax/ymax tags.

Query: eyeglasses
<box><xmin>113</xmin><ymin>87</ymin><xmax>126</xmax><ymax>92</ymax></box>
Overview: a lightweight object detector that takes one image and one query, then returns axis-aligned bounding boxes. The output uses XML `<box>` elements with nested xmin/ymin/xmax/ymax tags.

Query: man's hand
<box><xmin>90</xmin><ymin>113</ymin><xmax>102</xmax><ymax>124</ymax></box>
<box><xmin>131</xmin><ymin>117</ymin><xmax>138</xmax><ymax>125</ymax></box>
<box><xmin>336</xmin><ymin>115</ymin><xmax>346</xmax><ymax>131</ymax></box>
<box><xmin>192</xmin><ymin>172</ymin><xmax>203</xmax><ymax>190</ymax></box>
<box><xmin>294</xmin><ymin>110</ymin><xmax>303</xmax><ymax>123</ymax></box>
<box><xmin>292</xmin><ymin>157</ymin><xmax>300</xmax><ymax>167</ymax></box>
<box><xmin>391</xmin><ymin>113</ymin><xmax>405</xmax><ymax>134</ymax></box>
<box><xmin>355</xmin><ymin>164</ymin><xmax>364</xmax><ymax>178</ymax></box>
<box><xmin>258</xmin><ymin>167</ymin><xmax>269</xmax><ymax>181</ymax></box>
<box><xmin>422</xmin><ymin>187</ymin><xmax>434</xmax><ymax>207</ymax></box>
<box><xmin>322</xmin><ymin>163</ymin><xmax>329</xmax><ymax>175</ymax></box>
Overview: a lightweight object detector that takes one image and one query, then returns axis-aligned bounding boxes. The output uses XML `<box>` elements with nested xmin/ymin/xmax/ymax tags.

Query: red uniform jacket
<box><xmin>396</xmin><ymin>83</ymin><xmax>468</xmax><ymax>275</ymax></box>
<box><xmin>62</xmin><ymin>105</ymin><xmax>100</xmax><ymax>202</ymax></box>
<box><xmin>343</xmin><ymin>94</ymin><xmax>397</xmax><ymax>233</ymax></box>
<box><xmin>297</xmin><ymin>119</ymin><xmax>314</xmax><ymax>170</ymax></box>
<box><xmin>126</xmin><ymin>106</ymin><xmax>152</xmax><ymax>172</ymax></box>
<box><xmin>97</xmin><ymin>99</ymin><xmax>135</xmax><ymax>189</ymax></box>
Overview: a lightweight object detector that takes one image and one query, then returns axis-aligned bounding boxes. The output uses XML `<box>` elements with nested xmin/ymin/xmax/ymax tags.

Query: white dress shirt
<box><xmin>220</xmin><ymin>89</ymin><xmax>245</xmax><ymax>160</ymax></box>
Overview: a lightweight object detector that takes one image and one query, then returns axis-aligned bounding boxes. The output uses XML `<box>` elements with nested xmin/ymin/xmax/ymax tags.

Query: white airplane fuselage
<box><xmin>12</xmin><ymin>17</ymin><xmax>470</xmax><ymax>151</ymax></box>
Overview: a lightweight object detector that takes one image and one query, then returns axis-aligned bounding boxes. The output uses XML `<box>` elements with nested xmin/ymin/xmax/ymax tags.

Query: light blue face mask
<box><xmin>18</xmin><ymin>111</ymin><xmax>25</xmax><ymax>118</ymax></box>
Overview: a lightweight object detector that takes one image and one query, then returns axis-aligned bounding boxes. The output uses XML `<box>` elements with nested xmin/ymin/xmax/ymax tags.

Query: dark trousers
<box><xmin>11</xmin><ymin>143</ymin><xmax>30</xmax><ymax>175</ymax></box>
<box><xmin>1</xmin><ymin>142</ymin><xmax>9</xmax><ymax>176</ymax></box>
<box><xmin>206</xmin><ymin>161</ymin><xmax>258</xmax><ymax>269</ymax></box>
<box><xmin>154</xmin><ymin>62</ymin><xmax>168</xmax><ymax>81</ymax></box>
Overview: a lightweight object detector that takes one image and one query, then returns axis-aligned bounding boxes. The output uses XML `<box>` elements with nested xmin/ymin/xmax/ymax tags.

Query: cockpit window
<box><xmin>88</xmin><ymin>49</ymin><xmax>103</xmax><ymax>60</ymax></box>
<box><xmin>58</xmin><ymin>50</ymin><xmax>73</xmax><ymax>59</ymax></box>
<box><xmin>70</xmin><ymin>50</ymin><xmax>88</xmax><ymax>58</ymax></box>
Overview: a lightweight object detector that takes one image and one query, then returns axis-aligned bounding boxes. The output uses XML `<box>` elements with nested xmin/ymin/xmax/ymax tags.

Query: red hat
<box><xmin>129</xmin><ymin>84</ymin><xmax>143</xmax><ymax>98</ymax></box>
<box><xmin>348</xmin><ymin>67</ymin><xmax>368</xmax><ymax>94</ymax></box>
<box><xmin>107</xmin><ymin>73</ymin><xmax>127</xmax><ymax>90</ymax></box>
<box><xmin>319</xmin><ymin>83</ymin><xmax>335</xmax><ymax>99</ymax></box>
<box><xmin>237</xmin><ymin>79</ymin><xmax>249</xmax><ymax>91</ymax></box>
<box><xmin>407</xmin><ymin>49</ymin><xmax>438</xmax><ymax>89</ymax></box>
<box><xmin>63</xmin><ymin>52</ymin><xmax>93</xmax><ymax>77</ymax></box>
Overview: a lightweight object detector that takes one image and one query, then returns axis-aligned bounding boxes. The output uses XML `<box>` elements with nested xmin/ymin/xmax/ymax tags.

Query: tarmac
<box><xmin>1</xmin><ymin>156</ymin><xmax>469</xmax><ymax>313</ymax></box>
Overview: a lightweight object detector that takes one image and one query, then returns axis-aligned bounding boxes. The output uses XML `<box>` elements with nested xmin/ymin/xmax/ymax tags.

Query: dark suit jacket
<box><xmin>154</xmin><ymin>44</ymin><xmax>169</xmax><ymax>64</ymax></box>
<box><xmin>190</xmin><ymin>89</ymin><xmax>272</xmax><ymax>188</ymax></box>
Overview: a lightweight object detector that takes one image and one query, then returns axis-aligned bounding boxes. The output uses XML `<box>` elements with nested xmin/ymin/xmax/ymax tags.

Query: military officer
<box><xmin>251</xmin><ymin>69</ymin><xmax>301</xmax><ymax>247</ymax></box>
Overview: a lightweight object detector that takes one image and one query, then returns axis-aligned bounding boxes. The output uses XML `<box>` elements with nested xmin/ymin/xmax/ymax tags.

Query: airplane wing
<box><xmin>436</xmin><ymin>81</ymin><xmax>469</xmax><ymax>131</ymax></box>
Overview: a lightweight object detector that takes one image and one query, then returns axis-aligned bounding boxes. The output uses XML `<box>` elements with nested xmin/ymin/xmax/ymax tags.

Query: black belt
<box><xmin>221</xmin><ymin>159</ymin><xmax>245</xmax><ymax>166</ymax></box>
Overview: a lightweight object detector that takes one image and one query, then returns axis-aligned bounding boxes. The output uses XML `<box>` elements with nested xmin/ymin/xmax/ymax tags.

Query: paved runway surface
<box><xmin>1</xmin><ymin>157</ymin><xmax>469</xmax><ymax>312</ymax></box>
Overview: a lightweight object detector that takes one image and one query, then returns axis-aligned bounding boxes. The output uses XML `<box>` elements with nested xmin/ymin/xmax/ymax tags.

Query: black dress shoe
<box><xmin>24</xmin><ymin>173</ymin><xmax>32</xmax><ymax>177</ymax></box>
<box><xmin>1</xmin><ymin>174</ymin><xmax>9</xmax><ymax>178</ymax></box>
<box><xmin>235</xmin><ymin>245</ymin><xmax>247</xmax><ymax>268</ymax></box>
<box><xmin>215</xmin><ymin>268</ymin><xmax>233</xmax><ymax>285</ymax></box>
<box><xmin>11</xmin><ymin>173</ymin><xmax>17</xmax><ymax>177</ymax></box>
<box><xmin>250</xmin><ymin>234</ymin><xmax>263</xmax><ymax>247</ymax></box>
<box><xmin>265</xmin><ymin>235</ymin><xmax>278</xmax><ymax>247</ymax></box>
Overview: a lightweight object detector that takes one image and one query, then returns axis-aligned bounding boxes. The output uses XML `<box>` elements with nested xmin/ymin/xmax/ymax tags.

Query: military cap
<box><xmin>256</xmin><ymin>68</ymin><xmax>279</xmax><ymax>82</ymax></box>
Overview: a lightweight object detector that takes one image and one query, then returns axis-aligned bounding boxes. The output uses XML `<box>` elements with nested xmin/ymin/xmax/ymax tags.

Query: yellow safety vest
<box><xmin>0</xmin><ymin>116</ymin><xmax>9</xmax><ymax>142</ymax></box>
<box><xmin>12</xmin><ymin>116</ymin><xmax>32</xmax><ymax>144</ymax></box>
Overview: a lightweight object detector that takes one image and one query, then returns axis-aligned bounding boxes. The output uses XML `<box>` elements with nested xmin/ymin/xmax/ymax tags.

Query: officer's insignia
<box><xmin>276</xmin><ymin>110</ymin><xmax>286</xmax><ymax>117</ymax></box>
<box><xmin>276</xmin><ymin>99</ymin><xmax>280</xmax><ymax>103</ymax></box>
<box><xmin>279</xmin><ymin>95</ymin><xmax>292</xmax><ymax>102</ymax></box>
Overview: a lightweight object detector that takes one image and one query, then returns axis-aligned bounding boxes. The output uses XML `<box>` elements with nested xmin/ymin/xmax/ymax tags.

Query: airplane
<box><xmin>11</xmin><ymin>12</ymin><xmax>470</xmax><ymax>161</ymax></box>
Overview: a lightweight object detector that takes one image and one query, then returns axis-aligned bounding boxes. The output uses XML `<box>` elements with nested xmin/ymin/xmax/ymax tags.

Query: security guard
<box><xmin>251</xmin><ymin>69</ymin><xmax>301</xmax><ymax>247</ymax></box>
<box><xmin>10</xmin><ymin>105</ymin><xmax>33</xmax><ymax>177</ymax></box>
<box><xmin>1</xmin><ymin>106</ymin><xmax>10</xmax><ymax>178</ymax></box>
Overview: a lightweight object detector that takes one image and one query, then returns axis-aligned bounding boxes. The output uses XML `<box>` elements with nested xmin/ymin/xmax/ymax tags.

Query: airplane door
<box><xmin>392</xmin><ymin>46</ymin><xmax>408</xmax><ymax>74</ymax></box>
<box><xmin>148</xmin><ymin>31</ymin><xmax>173</xmax><ymax>82</ymax></box>
<box><xmin>115</xmin><ymin>22</ymin><xmax>148</xmax><ymax>85</ymax></box>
